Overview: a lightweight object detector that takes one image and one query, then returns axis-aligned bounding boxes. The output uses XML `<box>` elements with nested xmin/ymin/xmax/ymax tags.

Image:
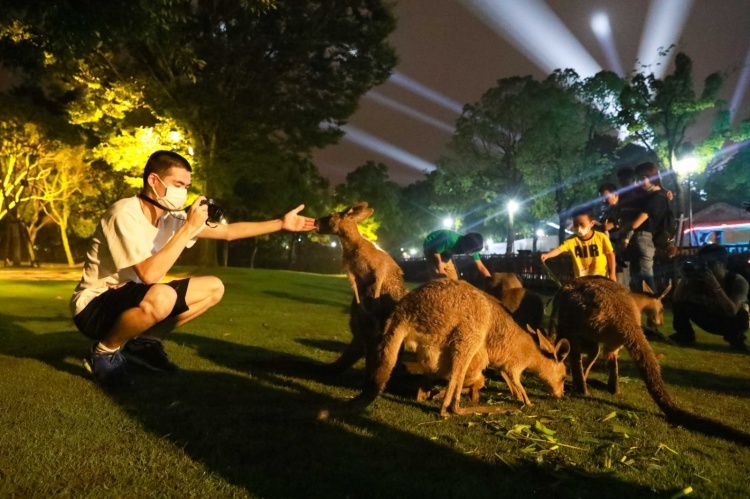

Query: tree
<box><xmin>440</xmin><ymin>76</ymin><xmax>541</xmax><ymax>253</ymax></box>
<box><xmin>517</xmin><ymin>70</ymin><xmax>621</xmax><ymax>242</ymax></box>
<box><xmin>619</xmin><ymin>52</ymin><xmax>724</xmax><ymax>212</ymax></box>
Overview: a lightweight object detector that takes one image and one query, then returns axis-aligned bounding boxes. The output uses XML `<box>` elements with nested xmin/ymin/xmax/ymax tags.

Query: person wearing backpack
<box><xmin>622</xmin><ymin>162</ymin><xmax>671</xmax><ymax>293</ymax></box>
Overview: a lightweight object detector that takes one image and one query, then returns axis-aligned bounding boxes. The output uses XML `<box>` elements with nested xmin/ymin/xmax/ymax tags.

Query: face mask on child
<box><xmin>574</xmin><ymin>225</ymin><xmax>591</xmax><ymax>238</ymax></box>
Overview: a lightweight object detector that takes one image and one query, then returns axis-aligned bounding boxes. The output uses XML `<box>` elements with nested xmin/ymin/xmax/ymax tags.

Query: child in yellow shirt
<box><xmin>541</xmin><ymin>208</ymin><xmax>616</xmax><ymax>281</ymax></box>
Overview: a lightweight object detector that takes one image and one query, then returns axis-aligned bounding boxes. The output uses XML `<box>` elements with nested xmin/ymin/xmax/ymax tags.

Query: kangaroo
<box><xmin>578</xmin><ymin>280</ymin><xmax>672</xmax><ymax>381</ymax></box>
<box><xmin>484</xmin><ymin>272</ymin><xmax>545</xmax><ymax>332</ymax></box>
<box><xmin>314</xmin><ymin>202</ymin><xmax>409</xmax><ymax>380</ymax></box>
<box><xmin>353</xmin><ymin>279</ymin><xmax>570</xmax><ymax>416</ymax></box>
<box><xmin>550</xmin><ymin>276</ymin><xmax>750</xmax><ymax>446</ymax></box>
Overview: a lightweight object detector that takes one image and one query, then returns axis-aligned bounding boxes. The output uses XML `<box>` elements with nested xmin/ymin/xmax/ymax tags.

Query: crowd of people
<box><xmin>70</xmin><ymin>153</ymin><xmax>748</xmax><ymax>388</ymax></box>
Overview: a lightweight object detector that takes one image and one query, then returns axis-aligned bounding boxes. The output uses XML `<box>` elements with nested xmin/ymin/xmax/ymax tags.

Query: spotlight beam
<box><xmin>364</xmin><ymin>92</ymin><xmax>455</xmax><ymax>133</ymax></box>
<box><xmin>590</xmin><ymin>12</ymin><xmax>625</xmax><ymax>76</ymax></box>
<box><xmin>389</xmin><ymin>72</ymin><xmax>463</xmax><ymax>114</ymax></box>
<box><xmin>461</xmin><ymin>0</ymin><xmax>602</xmax><ymax>77</ymax></box>
<box><xmin>635</xmin><ymin>0</ymin><xmax>694</xmax><ymax>79</ymax></box>
<box><xmin>342</xmin><ymin>125</ymin><xmax>437</xmax><ymax>174</ymax></box>
<box><xmin>730</xmin><ymin>46</ymin><xmax>750</xmax><ymax>121</ymax></box>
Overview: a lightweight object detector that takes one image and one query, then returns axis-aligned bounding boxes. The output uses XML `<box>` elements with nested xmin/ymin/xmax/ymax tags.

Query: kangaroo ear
<box><xmin>658</xmin><ymin>280</ymin><xmax>673</xmax><ymax>300</ymax></box>
<box><xmin>554</xmin><ymin>338</ymin><xmax>570</xmax><ymax>362</ymax></box>
<box><xmin>534</xmin><ymin>328</ymin><xmax>555</xmax><ymax>354</ymax></box>
<box><xmin>347</xmin><ymin>202</ymin><xmax>374</xmax><ymax>222</ymax></box>
<box><xmin>642</xmin><ymin>281</ymin><xmax>654</xmax><ymax>295</ymax></box>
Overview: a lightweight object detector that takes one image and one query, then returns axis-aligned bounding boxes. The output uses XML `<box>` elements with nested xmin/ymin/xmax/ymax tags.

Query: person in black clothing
<box><xmin>621</xmin><ymin>162</ymin><xmax>669</xmax><ymax>292</ymax></box>
<box><xmin>671</xmin><ymin>244</ymin><xmax>749</xmax><ymax>352</ymax></box>
<box><xmin>598</xmin><ymin>182</ymin><xmax>629</xmax><ymax>287</ymax></box>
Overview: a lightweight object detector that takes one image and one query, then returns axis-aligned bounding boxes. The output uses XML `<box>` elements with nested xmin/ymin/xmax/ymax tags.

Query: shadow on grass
<box><xmin>128</xmin><ymin>333</ymin><xmax>663</xmax><ymax>499</ymax></box>
<box><xmin>1</xmin><ymin>314</ymin><xmax>664</xmax><ymax>498</ymax></box>
<box><xmin>660</xmin><ymin>365</ymin><xmax>750</xmax><ymax>399</ymax></box>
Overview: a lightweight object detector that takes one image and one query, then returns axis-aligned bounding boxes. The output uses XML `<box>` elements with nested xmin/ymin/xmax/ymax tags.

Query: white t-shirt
<box><xmin>70</xmin><ymin>196</ymin><xmax>197</xmax><ymax>317</ymax></box>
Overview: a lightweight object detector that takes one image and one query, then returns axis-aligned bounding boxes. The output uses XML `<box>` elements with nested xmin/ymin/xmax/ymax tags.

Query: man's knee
<box><xmin>207</xmin><ymin>276</ymin><xmax>225</xmax><ymax>305</ymax></box>
<box><xmin>141</xmin><ymin>284</ymin><xmax>179</xmax><ymax>322</ymax></box>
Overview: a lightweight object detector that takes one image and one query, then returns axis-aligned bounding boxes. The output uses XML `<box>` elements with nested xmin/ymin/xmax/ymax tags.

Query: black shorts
<box><xmin>73</xmin><ymin>278</ymin><xmax>191</xmax><ymax>340</ymax></box>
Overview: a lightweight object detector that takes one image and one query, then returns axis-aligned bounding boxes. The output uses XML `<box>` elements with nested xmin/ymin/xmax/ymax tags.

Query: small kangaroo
<box><xmin>315</xmin><ymin>202</ymin><xmax>409</xmax><ymax>379</ymax></box>
<box><xmin>484</xmin><ymin>272</ymin><xmax>545</xmax><ymax>332</ymax></box>
<box><xmin>550</xmin><ymin>276</ymin><xmax>750</xmax><ymax>446</ymax></box>
<box><xmin>354</xmin><ymin>279</ymin><xmax>570</xmax><ymax>416</ymax></box>
<box><xmin>578</xmin><ymin>279</ymin><xmax>672</xmax><ymax>381</ymax></box>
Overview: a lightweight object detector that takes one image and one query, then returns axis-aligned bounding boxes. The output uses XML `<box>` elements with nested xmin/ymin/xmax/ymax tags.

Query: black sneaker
<box><xmin>669</xmin><ymin>332</ymin><xmax>696</xmax><ymax>347</ymax></box>
<box><xmin>122</xmin><ymin>337</ymin><xmax>179</xmax><ymax>372</ymax></box>
<box><xmin>83</xmin><ymin>346</ymin><xmax>129</xmax><ymax>387</ymax></box>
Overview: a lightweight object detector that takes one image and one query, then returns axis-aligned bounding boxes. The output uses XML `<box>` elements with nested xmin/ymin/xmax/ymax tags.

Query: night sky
<box><xmin>313</xmin><ymin>0</ymin><xmax>750</xmax><ymax>186</ymax></box>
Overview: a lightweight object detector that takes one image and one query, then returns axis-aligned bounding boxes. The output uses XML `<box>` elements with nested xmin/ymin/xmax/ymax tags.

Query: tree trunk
<box><xmin>250</xmin><ymin>239</ymin><xmax>258</xmax><ymax>269</ymax></box>
<box><xmin>199</xmin><ymin>132</ymin><xmax>219</xmax><ymax>267</ymax></box>
<box><xmin>59</xmin><ymin>221</ymin><xmax>74</xmax><ymax>266</ymax></box>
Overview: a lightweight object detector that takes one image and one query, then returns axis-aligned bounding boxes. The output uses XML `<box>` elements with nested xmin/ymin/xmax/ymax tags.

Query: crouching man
<box><xmin>670</xmin><ymin>244</ymin><xmax>749</xmax><ymax>352</ymax></box>
<box><xmin>70</xmin><ymin>150</ymin><xmax>316</xmax><ymax>387</ymax></box>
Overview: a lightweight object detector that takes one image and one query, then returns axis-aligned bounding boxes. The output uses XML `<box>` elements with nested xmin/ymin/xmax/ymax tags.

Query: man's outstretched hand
<box><xmin>282</xmin><ymin>204</ymin><xmax>317</xmax><ymax>232</ymax></box>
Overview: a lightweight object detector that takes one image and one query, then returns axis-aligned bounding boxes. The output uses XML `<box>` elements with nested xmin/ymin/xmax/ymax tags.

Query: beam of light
<box><xmin>635</xmin><ymin>0</ymin><xmax>694</xmax><ymax>79</ymax></box>
<box><xmin>364</xmin><ymin>92</ymin><xmax>455</xmax><ymax>133</ymax></box>
<box><xmin>389</xmin><ymin>72</ymin><xmax>463</xmax><ymax>114</ymax></box>
<box><xmin>730</xmin><ymin>45</ymin><xmax>750</xmax><ymax>121</ymax></box>
<box><xmin>342</xmin><ymin>125</ymin><xmax>437</xmax><ymax>174</ymax></box>
<box><xmin>590</xmin><ymin>12</ymin><xmax>625</xmax><ymax>76</ymax></box>
<box><xmin>460</xmin><ymin>0</ymin><xmax>602</xmax><ymax>77</ymax></box>
<box><xmin>684</xmin><ymin>222</ymin><xmax>750</xmax><ymax>233</ymax></box>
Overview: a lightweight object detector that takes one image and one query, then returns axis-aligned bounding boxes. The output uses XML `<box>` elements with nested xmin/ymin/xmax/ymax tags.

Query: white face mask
<box><xmin>574</xmin><ymin>225</ymin><xmax>591</xmax><ymax>238</ymax></box>
<box><xmin>151</xmin><ymin>175</ymin><xmax>188</xmax><ymax>211</ymax></box>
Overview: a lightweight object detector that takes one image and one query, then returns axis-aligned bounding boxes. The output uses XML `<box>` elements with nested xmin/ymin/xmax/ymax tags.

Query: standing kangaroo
<box><xmin>315</xmin><ymin>202</ymin><xmax>409</xmax><ymax>380</ymax></box>
<box><xmin>578</xmin><ymin>279</ymin><xmax>672</xmax><ymax>381</ymax></box>
<box><xmin>354</xmin><ymin>279</ymin><xmax>570</xmax><ymax>416</ymax></box>
<box><xmin>550</xmin><ymin>277</ymin><xmax>750</xmax><ymax>445</ymax></box>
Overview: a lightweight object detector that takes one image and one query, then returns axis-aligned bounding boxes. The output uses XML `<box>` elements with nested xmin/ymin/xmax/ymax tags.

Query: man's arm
<box><xmin>475</xmin><ymin>258</ymin><xmax>491</xmax><ymax>278</ymax></box>
<box><xmin>133</xmin><ymin>198</ymin><xmax>209</xmax><ymax>284</ymax></box>
<box><xmin>198</xmin><ymin>204</ymin><xmax>315</xmax><ymax>241</ymax></box>
<box><xmin>431</xmin><ymin>253</ymin><xmax>447</xmax><ymax>276</ymax></box>
<box><xmin>707</xmin><ymin>273</ymin><xmax>748</xmax><ymax>316</ymax></box>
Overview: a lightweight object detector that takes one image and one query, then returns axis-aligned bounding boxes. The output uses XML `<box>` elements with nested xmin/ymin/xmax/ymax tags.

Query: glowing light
<box><xmin>590</xmin><ymin>12</ymin><xmax>625</xmax><ymax>76</ymax></box>
<box><xmin>220</xmin><ymin>218</ymin><xmax>228</xmax><ymax>225</ymax></box>
<box><xmin>364</xmin><ymin>92</ymin><xmax>455</xmax><ymax>133</ymax></box>
<box><xmin>635</xmin><ymin>0</ymin><xmax>694</xmax><ymax>79</ymax></box>
<box><xmin>331</xmin><ymin>241</ymin><xmax>337</xmax><ymax>248</ymax></box>
<box><xmin>674</xmin><ymin>155</ymin><xmax>699</xmax><ymax>176</ymax></box>
<box><xmin>443</xmin><ymin>217</ymin><xmax>454</xmax><ymax>229</ymax></box>
<box><xmin>684</xmin><ymin>222</ymin><xmax>750</xmax><ymax>232</ymax></box>
<box><xmin>169</xmin><ymin>130</ymin><xmax>182</xmax><ymax>142</ymax></box>
<box><xmin>409</xmin><ymin>248</ymin><xmax>417</xmax><ymax>256</ymax></box>
<box><xmin>187</xmin><ymin>146</ymin><xmax>194</xmax><ymax>156</ymax></box>
<box><xmin>461</xmin><ymin>0</ymin><xmax>602</xmax><ymax>77</ymax></box>
<box><xmin>389</xmin><ymin>72</ymin><xmax>463</xmax><ymax>114</ymax></box>
<box><xmin>486</xmin><ymin>238</ymin><xmax>494</xmax><ymax>247</ymax></box>
<box><xmin>342</xmin><ymin>125</ymin><xmax>436</xmax><ymax>174</ymax></box>
<box><xmin>507</xmin><ymin>199</ymin><xmax>520</xmax><ymax>214</ymax></box>
<box><xmin>536</xmin><ymin>229</ymin><xmax>545</xmax><ymax>238</ymax></box>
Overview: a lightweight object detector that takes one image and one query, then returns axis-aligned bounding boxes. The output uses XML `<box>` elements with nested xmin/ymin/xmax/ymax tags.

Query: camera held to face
<box><xmin>187</xmin><ymin>198</ymin><xmax>225</xmax><ymax>224</ymax></box>
<box><xmin>681</xmin><ymin>258</ymin><xmax>708</xmax><ymax>278</ymax></box>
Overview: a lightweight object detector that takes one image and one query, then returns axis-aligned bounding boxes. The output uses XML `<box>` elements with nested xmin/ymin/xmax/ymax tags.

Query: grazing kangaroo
<box><xmin>354</xmin><ymin>279</ymin><xmax>570</xmax><ymax>416</ymax></box>
<box><xmin>484</xmin><ymin>272</ymin><xmax>545</xmax><ymax>332</ymax></box>
<box><xmin>315</xmin><ymin>202</ymin><xmax>409</xmax><ymax>379</ymax></box>
<box><xmin>550</xmin><ymin>276</ymin><xmax>750</xmax><ymax>446</ymax></box>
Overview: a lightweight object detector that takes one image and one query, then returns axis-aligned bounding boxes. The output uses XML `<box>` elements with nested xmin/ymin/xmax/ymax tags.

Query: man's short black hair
<box><xmin>458</xmin><ymin>232</ymin><xmax>484</xmax><ymax>254</ymax></box>
<box><xmin>142</xmin><ymin>151</ymin><xmax>192</xmax><ymax>185</ymax></box>
<box><xmin>598</xmin><ymin>182</ymin><xmax>618</xmax><ymax>195</ymax></box>
<box><xmin>698</xmin><ymin>244</ymin><xmax>729</xmax><ymax>263</ymax></box>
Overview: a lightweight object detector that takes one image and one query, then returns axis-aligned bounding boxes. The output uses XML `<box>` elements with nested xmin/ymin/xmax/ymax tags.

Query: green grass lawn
<box><xmin>1</xmin><ymin>267</ymin><xmax>749</xmax><ymax>498</ymax></box>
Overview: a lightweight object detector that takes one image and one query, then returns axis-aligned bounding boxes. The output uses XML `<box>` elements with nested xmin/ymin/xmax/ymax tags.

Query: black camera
<box><xmin>681</xmin><ymin>258</ymin><xmax>707</xmax><ymax>277</ymax></box>
<box><xmin>187</xmin><ymin>198</ymin><xmax>225</xmax><ymax>224</ymax></box>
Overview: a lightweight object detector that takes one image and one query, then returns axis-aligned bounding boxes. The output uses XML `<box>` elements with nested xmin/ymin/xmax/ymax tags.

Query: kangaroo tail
<box><xmin>624</xmin><ymin>327</ymin><xmax>750</xmax><ymax>446</ymax></box>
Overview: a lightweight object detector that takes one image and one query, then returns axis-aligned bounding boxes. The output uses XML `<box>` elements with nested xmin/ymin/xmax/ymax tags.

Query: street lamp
<box><xmin>507</xmin><ymin>199</ymin><xmax>520</xmax><ymax>254</ymax></box>
<box><xmin>674</xmin><ymin>155</ymin><xmax>699</xmax><ymax>246</ymax></box>
<box><xmin>442</xmin><ymin>216</ymin><xmax>454</xmax><ymax>230</ymax></box>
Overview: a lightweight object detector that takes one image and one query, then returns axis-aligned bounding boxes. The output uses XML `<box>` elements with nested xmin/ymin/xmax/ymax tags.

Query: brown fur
<box><xmin>484</xmin><ymin>273</ymin><xmax>545</xmax><ymax>332</ymax></box>
<box><xmin>356</xmin><ymin>279</ymin><xmax>570</xmax><ymax>416</ymax></box>
<box><xmin>579</xmin><ymin>280</ymin><xmax>672</xmax><ymax>381</ymax></box>
<box><xmin>550</xmin><ymin>276</ymin><xmax>750</xmax><ymax>446</ymax></box>
<box><xmin>315</xmin><ymin>202</ymin><xmax>409</xmax><ymax>379</ymax></box>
